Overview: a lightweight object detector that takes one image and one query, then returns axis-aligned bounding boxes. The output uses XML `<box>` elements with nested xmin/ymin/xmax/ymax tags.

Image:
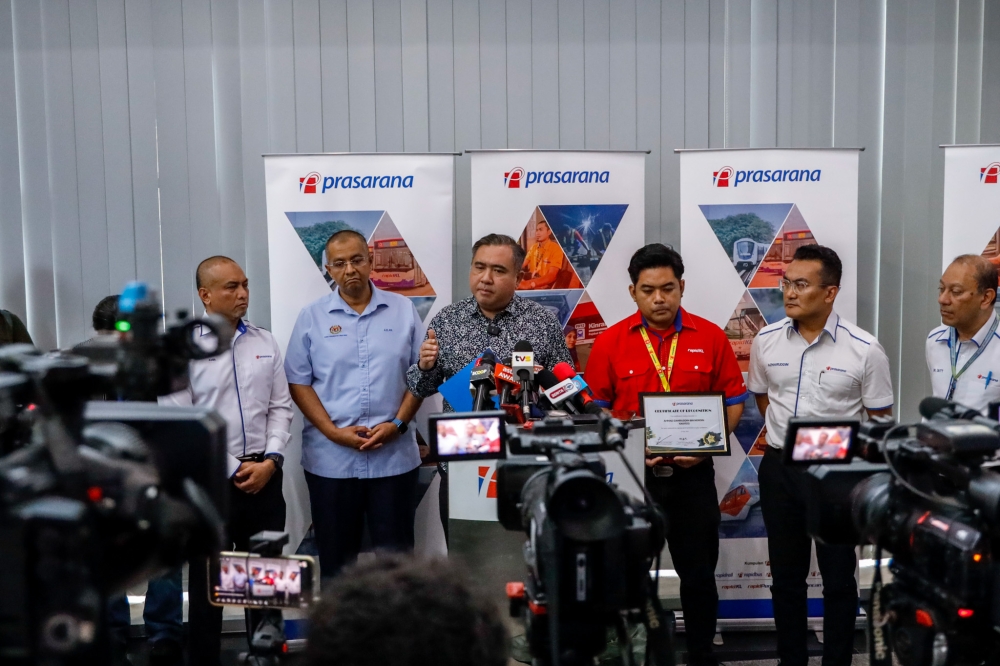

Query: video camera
<box><xmin>428</xmin><ymin>410</ymin><xmax>674</xmax><ymax>666</ymax></box>
<box><xmin>788</xmin><ymin>397</ymin><xmax>1000</xmax><ymax>666</ymax></box>
<box><xmin>0</xmin><ymin>282</ymin><xmax>231</xmax><ymax>665</ymax></box>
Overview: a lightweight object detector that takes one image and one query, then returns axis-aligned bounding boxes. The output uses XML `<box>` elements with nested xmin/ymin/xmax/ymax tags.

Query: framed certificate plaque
<box><xmin>639</xmin><ymin>392</ymin><xmax>730</xmax><ymax>456</ymax></box>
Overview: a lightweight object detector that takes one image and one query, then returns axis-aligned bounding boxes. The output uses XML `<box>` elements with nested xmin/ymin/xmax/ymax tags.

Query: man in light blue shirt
<box><xmin>285</xmin><ymin>229</ymin><xmax>423</xmax><ymax>578</ymax></box>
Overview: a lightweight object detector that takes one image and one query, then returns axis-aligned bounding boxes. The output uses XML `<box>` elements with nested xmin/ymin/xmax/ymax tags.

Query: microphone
<box><xmin>512</xmin><ymin>341</ymin><xmax>536</xmax><ymax>419</ymax></box>
<box><xmin>494</xmin><ymin>356</ymin><xmax>519</xmax><ymax>405</ymax></box>
<box><xmin>469</xmin><ymin>351</ymin><xmax>497</xmax><ymax>412</ymax></box>
<box><xmin>537</xmin><ymin>369</ymin><xmax>584</xmax><ymax>414</ymax></box>
<box><xmin>552</xmin><ymin>362</ymin><xmax>603</xmax><ymax>415</ymax></box>
<box><xmin>920</xmin><ymin>396</ymin><xmax>997</xmax><ymax>429</ymax></box>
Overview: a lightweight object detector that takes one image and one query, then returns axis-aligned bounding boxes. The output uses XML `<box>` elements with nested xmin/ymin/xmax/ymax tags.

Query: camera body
<box><xmin>792</xmin><ymin>402</ymin><xmax>1000</xmax><ymax>666</ymax></box>
<box><xmin>0</xmin><ymin>284</ymin><xmax>230</xmax><ymax>665</ymax></box>
<box><xmin>496</xmin><ymin>417</ymin><xmax>672</xmax><ymax>666</ymax></box>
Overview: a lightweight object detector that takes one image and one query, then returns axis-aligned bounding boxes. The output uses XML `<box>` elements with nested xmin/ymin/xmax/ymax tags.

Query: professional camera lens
<box><xmin>851</xmin><ymin>472</ymin><xmax>891</xmax><ymax>545</ymax></box>
<box><xmin>548</xmin><ymin>471</ymin><xmax>626</xmax><ymax>542</ymax></box>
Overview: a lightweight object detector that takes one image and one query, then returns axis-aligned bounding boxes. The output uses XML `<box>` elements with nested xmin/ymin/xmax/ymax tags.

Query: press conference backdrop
<box><xmin>0</xmin><ymin>0</ymin><xmax>998</xmax><ymax>419</ymax></box>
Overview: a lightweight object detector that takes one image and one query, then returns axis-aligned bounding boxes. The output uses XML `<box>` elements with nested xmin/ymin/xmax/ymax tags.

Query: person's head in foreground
<box><xmin>304</xmin><ymin>554</ymin><xmax>509</xmax><ymax>666</ymax></box>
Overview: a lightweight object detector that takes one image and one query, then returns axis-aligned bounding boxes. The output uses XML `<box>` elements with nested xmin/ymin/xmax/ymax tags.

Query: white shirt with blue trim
<box><xmin>926</xmin><ymin>310</ymin><xmax>1000</xmax><ymax>415</ymax></box>
<box><xmin>160</xmin><ymin>319</ymin><xmax>294</xmax><ymax>477</ymax></box>
<box><xmin>747</xmin><ymin>310</ymin><xmax>894</xmax><ymax>449</ymax></box>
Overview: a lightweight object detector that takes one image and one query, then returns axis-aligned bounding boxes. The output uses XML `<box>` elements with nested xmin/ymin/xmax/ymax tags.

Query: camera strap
<box><xmin>639</xmin><ymin>327</ymin><xmax>679</xmax><ymax>393</ymax></box>
<box><xmin>946</xmin><ymin>315</ymin><xmax>1000</xmax><ymax>398</ymax></box>
<box><xmin>868</xmin><ymin>545</ymin><xmax>892</xmax><ymax>666</ymax></box>
<box><xmin>642</xmin><ymin>591</ymin><xmax>676</xmax><ymax>666</ymax></box>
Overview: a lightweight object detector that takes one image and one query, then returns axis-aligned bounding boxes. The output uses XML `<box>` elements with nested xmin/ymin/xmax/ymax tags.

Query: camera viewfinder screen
<box><xmin>790</xmin><ymin>426</ymin><xmax>853</xmax><ymax>462</ymax></box>
<box><xmin>436</xmin><ymin>417</ymin><xmax>503</xmax><ymax>457</ymax></box>
<box><xmin>214</xmin><ymin>555</ymin><xmax>310</xmax><ymax>608</ymax></box>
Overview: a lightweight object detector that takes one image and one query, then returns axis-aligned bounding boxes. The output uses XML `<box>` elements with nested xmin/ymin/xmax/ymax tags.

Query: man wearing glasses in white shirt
<box><xmin>748</xmin><ymin>244</ymin><xmax>894</xmax><ymax>666</ymax></box>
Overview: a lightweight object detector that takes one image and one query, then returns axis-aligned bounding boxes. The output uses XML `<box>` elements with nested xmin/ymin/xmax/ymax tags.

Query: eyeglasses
<box><xmin>326</xmin><ymin>257</ymin><xmax>368</xmax><ymax>271</ymax></box>
<box><xmin>779</xmin><ymin>279</ymin><xmax>832</xmax><ymax>294</ymax></box>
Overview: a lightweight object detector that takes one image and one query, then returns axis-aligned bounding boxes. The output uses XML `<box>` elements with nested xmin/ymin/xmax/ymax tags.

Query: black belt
<box><xmin>237</xmin><ymin>453</ymin><xmax>267</xmax><ymax>463</ymax></box>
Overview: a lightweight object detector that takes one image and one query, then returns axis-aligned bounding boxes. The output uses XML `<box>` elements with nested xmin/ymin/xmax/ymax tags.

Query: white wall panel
<box><xmin>0</xmin><ymin>0</ymin><xmax>24</xmax><ymax>317</ymax></box>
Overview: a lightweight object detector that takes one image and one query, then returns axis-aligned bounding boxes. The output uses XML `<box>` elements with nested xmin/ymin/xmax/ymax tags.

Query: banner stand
<box><xmin>678</xmin><ymin>147</ymin><xmax>862</xmax><ymax>629</ymax></box>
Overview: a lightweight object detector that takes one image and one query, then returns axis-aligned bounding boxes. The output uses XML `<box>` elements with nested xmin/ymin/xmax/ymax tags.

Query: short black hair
<box><xmin>92</xmin><ymin>295</ymin><xmax>119</xmax><ymax>332</ymax></box>
<box><xmin>628</xmin><ymin>243</ymin><xmax>684</xmax><ymax>284</ymax></box>
<box><xmin>951</xmin><ymin>254</ymin><xmax>999</xmax><ymax>305</ymax></box>
<box><xmin>471</xmin><ymin>233</ymin><xmax>526</xmax><ymax>271</ymax></box>
<box><xmin>325</xmin><ymin>229</ymin><xmax>369</xmax><ymax>256</ymax></box>
<box><xmin>791</xmin><ymin>244</ymin><xmax>842</xmax><ymax>287</ymax></box>
<box><xmin>304</xmin><ymin>555</ymin><xmax>508</xmax><ymax>666</ymax></box>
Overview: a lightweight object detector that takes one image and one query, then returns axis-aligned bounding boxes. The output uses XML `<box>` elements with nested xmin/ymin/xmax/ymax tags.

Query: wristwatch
<box><xmin>263</xmin><ymin>453</ymin><xmax>284</xmax><ymax>469</ymax></box>
<box><xmin>392</xmin><ymin>418</ymin><xmax>408</xmax><ymax>435</ymax></box>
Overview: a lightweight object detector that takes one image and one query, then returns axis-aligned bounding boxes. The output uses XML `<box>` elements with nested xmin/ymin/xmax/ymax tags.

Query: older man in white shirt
<box><xmin>161</xmin><ymin>255</ymin><xmax>293</xmax><ymax>666</ymax></box>
<box><xmin>927</xmin><ymin>255</ymin><xmax>1000</xmax><ymax>414</ymax></box>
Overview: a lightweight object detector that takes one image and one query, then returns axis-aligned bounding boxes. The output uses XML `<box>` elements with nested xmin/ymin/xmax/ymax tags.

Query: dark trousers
<box><xmin>646</xmin><ymin>461</ymin><xmax>721</xmax><ymax>666</ymax></box>
<box><xmin>188</xmin><ymin>469</ymin><xmax>286</xmax><ymax>666</ymax></box>
<box><xmin>758</xmin><ymin>448</ymin><xmax>858</xmax><ymax>666</ymax></box>
<box><xmin>305</xmin><ymin>467</ymin><xmax>419</xmax><ymax>579</ymax></box>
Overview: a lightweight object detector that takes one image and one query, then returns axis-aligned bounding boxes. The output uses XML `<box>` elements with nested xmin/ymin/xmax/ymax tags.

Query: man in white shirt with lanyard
<box><xmin>748</xmin><ymin>245</ymin><xmax>894</xmax><ymax>666</ymax></box>
<box><xmin>926</xmin><ymin>255</ymin><xmax>1000</xmax><ymax>414</ymax></box>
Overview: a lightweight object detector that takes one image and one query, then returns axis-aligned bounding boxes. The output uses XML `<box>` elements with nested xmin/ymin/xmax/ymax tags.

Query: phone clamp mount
<box><xmin>239</xmin><ymin>531</ymin><xmax>291</xmax><ymax>666</ymax></box>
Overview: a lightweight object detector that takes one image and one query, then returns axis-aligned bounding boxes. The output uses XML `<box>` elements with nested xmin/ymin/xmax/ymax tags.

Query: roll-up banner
<box><xmin>263</xmin><ymin>153</ymin><xmax>456</xmax><ymax>553</ymax></box>
<box><xmin>679</xmin><ymin>148</ymin><xmax>861</xmax><ymax>621</ymax></box>
<box><xmin>459</xmin><ymin>150</ymin><xmax>648</xmax><ymax>522</ymax></box>
<box><xmin>941</xmin><ymin>145</ymin><xmax>1000</xmax><ymax>272</ymax></box>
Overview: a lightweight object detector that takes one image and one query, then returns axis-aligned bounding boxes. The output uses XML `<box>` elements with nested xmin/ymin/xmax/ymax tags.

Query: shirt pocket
<box><xmin>244</xmin><ymin>355</ymin><xmax>275</xmax><ymax>405</ymax></box>
<box><xmin>817</xmin><ymin>371</ymin><xmax>858</xmax><ymax>401</ymax></box>
<box><xmin>671</xmin><ymin>355</ymin><xmax>714</xmax><ymax>390</ymax></box>
<box><xmin>613</xmin><ymin>359</ymin><xmax>653</xmax><ymax>388</ymax></box>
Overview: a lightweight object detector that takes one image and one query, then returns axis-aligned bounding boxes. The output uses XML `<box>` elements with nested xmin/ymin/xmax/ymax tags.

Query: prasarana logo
<box><xmin>981</xmin><ymin>162</ymin><xmax>1000</xmax><ymax>184</ymax></box>
<box><xmin>329</xmin><ymin>325</ymin><xmax>342</xmax><ymax>335</ymax></box>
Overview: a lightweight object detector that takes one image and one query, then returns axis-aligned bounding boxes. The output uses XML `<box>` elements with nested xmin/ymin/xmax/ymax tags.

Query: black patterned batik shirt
<box><xmin>406</xmin><ymin>294</ymin><xmax>573</xmax><ymax>407</ymax></box>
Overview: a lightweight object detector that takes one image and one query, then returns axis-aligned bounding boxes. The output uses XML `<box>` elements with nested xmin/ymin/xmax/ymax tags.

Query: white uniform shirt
<box><xmin>286</xmin><ymin>575</ymin><xmax>301</xmax><ymax>596</ymax></box>
<box><xmin>220</xmin><ymin>568</ymin><xmax>234</xmax><ymax>591</ymax></box>
<box><xmin>233</xmin><ymin>570</ymin><xmax>248</xmax><ymax>590</ymax></box>
<box><xmin>160</xmin><ymin>319</ymin><xmax>294</xmax><ymax>477</ymax></box>
<box><xmin>274</xmin><ymin>575</ymin><xmax>287</xmax><ymax>593</ymax></box>
<box><xmin>926</xmin><ymin>310</ymin><xmax>1000</xmax><ymax>415</ymax></box>
<box><xmin>748</xmin><ymin>310</ymin><xmax>895</xmax><ymax>448</ymax></box>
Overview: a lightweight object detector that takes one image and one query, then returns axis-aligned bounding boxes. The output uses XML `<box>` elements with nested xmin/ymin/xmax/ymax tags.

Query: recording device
<box><xmin>426</xmin><ymin>411</ymin><xmax>508</xmax><ymax>462</ymax></box>
<box><xmin>544</xmin><ymin>363</ymin><xmax>603</xmax><ymax>416</ymax></box>
<box><xmin>0</xmin><ymin>282</ymin><xmax>230</xmax><ymax>665</ymax></box>
<box><xmin>469</xmin><ymin>351</ymin><xmax>498</xmax><ymax>412</ymax></box>
<box><xmin>513</xmin><ymin>341</ymin><xmax>536</xmax><ymax>420</ymax></box>
<box><xmin>790</xmin><ymin>397</ymin><xmax>1000</xmax><ymax>666</ymax></box>
<box><xmin>441</xmin><ymin>409</ymin><xmax>674</xmax><ymax>665</ymax></box>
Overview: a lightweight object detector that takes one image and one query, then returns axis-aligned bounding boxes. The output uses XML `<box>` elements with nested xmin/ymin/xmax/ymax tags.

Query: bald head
<box><xmin>196</xmin><ymin>256</ymin><xmax>241</xmax><ymax>290</ymax></box>
<box><xmin>196</xmin><ymin>256</ymin><xmax>249</xmax><ymax>326</ymax></box>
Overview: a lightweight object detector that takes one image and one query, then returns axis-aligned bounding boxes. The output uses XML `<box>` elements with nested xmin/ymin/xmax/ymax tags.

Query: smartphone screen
<box><xmin>209</xmin><ymin>552</ymin><xmax>317</xmax><ymax>608</ymax></box>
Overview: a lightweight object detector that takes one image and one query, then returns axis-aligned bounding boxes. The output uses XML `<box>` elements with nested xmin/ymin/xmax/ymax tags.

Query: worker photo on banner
<box><xmin>516</xmin><ymin>207</ymin><xmax>583</xmax><ymax>291</ymax></box>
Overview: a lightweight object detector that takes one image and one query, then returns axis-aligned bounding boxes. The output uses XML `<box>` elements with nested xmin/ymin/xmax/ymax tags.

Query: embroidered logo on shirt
<box><xmin>687</xmin><ymin>348</ymin><xmax>705</xmax><ymax>353</ymax></box>
<box><xmin>825</xmin><ymin>366</ymin><xmax>848</xmax><ymax>373</ymax></box>
<box><xmin>330</xmin><ymin>325</ymin><xmax>342</xmax><ymax>335</ymax></box>
<box><xmin>767</xmin><ymin>362</ymin><xmax>789</xmax><ymax>367</ymax></box>
<box><xmin>256</xmin><ymin>355</ymin><xmax>273</xmax><ymax>360</ymax></box>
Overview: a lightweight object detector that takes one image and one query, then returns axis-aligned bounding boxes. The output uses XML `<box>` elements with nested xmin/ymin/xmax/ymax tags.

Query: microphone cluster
<box><xmin>468</xmin><ymin>341</ymin><xmax>602</xmax><ymax>423</ymax></box>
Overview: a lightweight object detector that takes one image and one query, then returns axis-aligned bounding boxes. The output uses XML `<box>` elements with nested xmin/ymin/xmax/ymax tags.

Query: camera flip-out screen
<box><xmin>427</xmin><ymin>411</ymin><xmax>507</xmax><ymax>462</ymax></box>
<box><xmin>783</xmin><ymin>418</ymin><xmax>860</xmax><ymax>465</ymax></box>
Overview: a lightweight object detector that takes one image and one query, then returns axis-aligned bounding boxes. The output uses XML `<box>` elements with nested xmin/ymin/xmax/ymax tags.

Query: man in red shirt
<box><xmin>586</xmin><ymin>244</ymin><xmax>748</xmax><ymax>666</ymax></box>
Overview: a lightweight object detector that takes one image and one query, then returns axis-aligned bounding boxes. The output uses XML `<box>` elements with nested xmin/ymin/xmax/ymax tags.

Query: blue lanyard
<box><xmin>947</xmin><ymin>315</ymin><xmax>1000</xmax><ymax>399</ymax></box>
